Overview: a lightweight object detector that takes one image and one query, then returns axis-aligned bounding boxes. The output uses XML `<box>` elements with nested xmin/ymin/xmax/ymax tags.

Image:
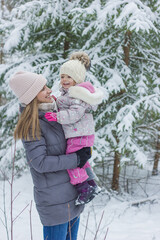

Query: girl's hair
<box><xmin>14</xmin><ymin>97</ymin><xmax>41</xmax><ymax>140</ymax></box>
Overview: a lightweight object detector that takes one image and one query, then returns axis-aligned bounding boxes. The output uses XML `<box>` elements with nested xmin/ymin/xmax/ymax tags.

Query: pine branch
<box><xmin>130</xmin><ymin>56</ymin><xmax>160</xmax><ymax>65</ymax></box>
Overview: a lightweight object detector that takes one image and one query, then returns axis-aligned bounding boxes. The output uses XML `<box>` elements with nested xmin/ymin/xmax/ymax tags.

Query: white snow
<box><xmin>1</xmin><ymin>172</ymin><xmax>160</xmax><ymax>240</ymax></box>
<box><xmin>1</xmin><ymin>0</ymin><xmax>160</xmax><ymax>239</ymax></box>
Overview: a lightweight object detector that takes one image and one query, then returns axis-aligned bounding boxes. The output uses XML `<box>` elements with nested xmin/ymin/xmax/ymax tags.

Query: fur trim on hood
<box><xmin>38</xmin><ymin>100</ymin><xmax>58</xmax><ymax>112</ymax></box>
<box><xmin>68</xmin><ymin>82</ymin><xmax>104</xmax><ymax>105</ymax></box>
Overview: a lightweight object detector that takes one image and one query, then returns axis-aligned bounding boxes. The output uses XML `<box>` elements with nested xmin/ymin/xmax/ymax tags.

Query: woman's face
<box><xmin>37</xmin><ymin>85</ymin><xmax>53</xmax><ymax>103</ymax></box>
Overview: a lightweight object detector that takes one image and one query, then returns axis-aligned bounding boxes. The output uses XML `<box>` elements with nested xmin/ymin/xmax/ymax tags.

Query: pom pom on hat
<box><xmin>9</xmin><ymin>71</ymin><xmax>47</xmax><ymax>105</ymax></box>
<box><xmin>69</xmin><ymin>52</ymin><xmax>91</xmax><ymax>70</ymax></box>
<box><xmin>60</xmin><ymin>51</ymin><xmax>91</xmax><ymax>84</ymax></box>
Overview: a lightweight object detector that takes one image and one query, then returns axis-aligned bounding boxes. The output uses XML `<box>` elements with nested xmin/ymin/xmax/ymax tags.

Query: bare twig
<box><xmin>12</xmin><ymin>192</ymin><xmax>21</xmax><ymax>203</ymax></box>
<box><xmin>10</xmin><ymin>140</ymin><xmax>29</xmax><ymax>237</ymax></box>
<box><xmin>94</xmin><ymin>210</ymin><xmax>105</xmax><ymax>240</ymax></box>
<box><xmin>1</xmin><ymin>139</ymin><xmax>35</xmax><ymax>240</ymax></box>
<box><xmin>136</xmin><ymin>180</ymin><xmax>148</xmax><ymax>197</ymax></box>
<box><xmin>0</xmin><ymin>216</ymin><xmax>6</xmax><ymax>228</ymax></box>
<box><xmin>0</xmin><ymin>173</ymin><xmax>10</xmax><ymax>240</ymax></box>
<box><xmin>13</xmin><ymin>204</ymin><xmax>29</xmax><ymax>223</ymax></box>
<box><xmin>29</xmin><ymin>200</ymin><xmax>33</xmax><ymax>240</ymax></box>
<box><xmin>83</xmin><ymin>212</ymin><xmax>90</xmax><ymax>240</ymax></box>
<box><xmin>0</xmin><ymin>169</ymin><xmax>11</xmax><ymax>185</ymax></box>
<box><xmin>10</xmin><ymin>140</ymin><xmax>16</xmax><ymax>240</ymax></box>
<box><xmin>3</xmin><ymin>179</ymin><xmax>9</xmax><ymax>240</ymax></box>
<box><xmin>104</xmin><ymin>228</ymin><xmax>109</xmax><ymax>240</ymax></box>
<box><xmin>131</xmin><ymin>197</ymin><xmax>157</xmax><ymax>207</ymax></box>
<box><xmin>80</xmin><ymin>221</ymin><xmax>95</xmax><ymax>236</ymax></box>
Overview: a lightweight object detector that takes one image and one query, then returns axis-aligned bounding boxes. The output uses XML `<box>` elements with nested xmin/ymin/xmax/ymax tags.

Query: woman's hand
<box><xmin>76</xmin><ymin>147</ymin><xmax>91</xmax><ymax>168</ymax></box>
<box><xmin>45</xmin><ymin>112</ymin><xmax>57</xmax><ymax>121</ymax></box>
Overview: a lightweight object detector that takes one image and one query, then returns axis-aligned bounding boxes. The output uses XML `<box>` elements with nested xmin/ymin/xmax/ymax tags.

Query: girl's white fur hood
<box><xmin>68</xmin><ymin>83</ymin><xmax>104</xmax><ymax>105</ymax></box>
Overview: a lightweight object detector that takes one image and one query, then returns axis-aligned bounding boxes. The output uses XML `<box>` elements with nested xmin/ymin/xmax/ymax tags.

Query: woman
<box><xmin>9</xmin><ymin>71</ymin><xmax>91</xmax><ymax>240</ymax></box>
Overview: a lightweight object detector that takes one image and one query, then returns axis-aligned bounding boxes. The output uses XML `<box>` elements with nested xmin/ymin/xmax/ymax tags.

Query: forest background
<box><xmin>1</xmin><ymin>1</ymin><xmax>160</xmax><ymax>239</ymax></box>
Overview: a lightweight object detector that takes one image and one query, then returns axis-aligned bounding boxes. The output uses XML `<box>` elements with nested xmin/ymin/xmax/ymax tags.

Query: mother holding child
<box><xmin>9</xmin><ymin>51</ymin><xmax>103</xmax><ymax>240</ymax></box>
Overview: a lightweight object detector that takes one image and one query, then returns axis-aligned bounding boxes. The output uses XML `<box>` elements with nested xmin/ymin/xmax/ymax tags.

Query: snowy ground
<box><xmin>0</xmin><ymin>172</ymin><xmax>160</xmax><ymax>240</ymax></box>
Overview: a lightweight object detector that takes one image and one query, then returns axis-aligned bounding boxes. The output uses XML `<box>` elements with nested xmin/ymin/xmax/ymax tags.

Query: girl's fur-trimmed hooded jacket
<box><xmin>56</xmin><ymin>82</ymin><xmax>104</xmax><ymax>139</ymax></box>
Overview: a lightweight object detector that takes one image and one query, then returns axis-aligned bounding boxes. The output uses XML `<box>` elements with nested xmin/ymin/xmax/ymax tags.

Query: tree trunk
<box><xmin>62</xmin><ymin>0</ymin><xmax>71</xmax><ymax>59</ymax></box>
<box><xmin>123</xmin><ymin>31</ymin><xmax>132</xmax><ymax>66</ymax></box>
<box><xmin>0</xmin><ymin>42</ymin><xmax>4</xmax><ymax>64</ymax></box>
<box><xmin>6</xmin><ymin>0</ymin><xmax>13</xmax><ymax>11</ymax></box>
<box><xmin>63</xmin><ymin>38</ymin><xmax>70</xmax><ymax>59</ymax></box>
<box><xmin>152</xmin><ymin>137</ymin><xmax>160</xmax><ymax>175</ymax></box>
<box><xmin>0</xmin><ymin>0</ymin><xmax>5</xmax><ymax>64</ymax></box>
<box><xmin>1</xmin><ymin>0</ymin><xmax>4</xmax><ymax>16</ymax></box>
<box><xmin>112</xmin><ymin>150</ymin><xmax>120</xmax><ymax>191</ymax></box>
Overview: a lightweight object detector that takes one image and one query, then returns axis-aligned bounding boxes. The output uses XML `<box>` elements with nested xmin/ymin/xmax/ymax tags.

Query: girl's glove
<box><xmin>76</xmin><ymin>147</ymin><xmax>91</xmax><ymax>168</ymax></box>
<box><xmin>45</xmin><ymin>112</ymin><xmax>57</xmax><ymax>122</ymax></box>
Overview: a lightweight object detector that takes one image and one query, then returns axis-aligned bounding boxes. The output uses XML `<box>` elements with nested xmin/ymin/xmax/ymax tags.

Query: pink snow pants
<box><xmin>66</xmin><ymin>135</ymin><xmax>94</xmax><ymax>185</ymax></box>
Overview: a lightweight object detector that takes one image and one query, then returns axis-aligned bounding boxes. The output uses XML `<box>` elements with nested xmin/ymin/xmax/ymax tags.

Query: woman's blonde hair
<box><xmin>14</xmin><ymin>97</ymin><xmax>41</xmax><ymax>140</ymax></box>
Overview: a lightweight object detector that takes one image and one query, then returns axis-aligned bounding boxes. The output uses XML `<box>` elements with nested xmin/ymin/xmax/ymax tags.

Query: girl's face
<box><xmin>60</xmin><ymin>74</ymin><xmax>76</xmax><ymax>89</ymax></box>
<box><xmin>37</xmin><ymin>85</ymin><xmax>53</xmax><ymax>103</ymax></box>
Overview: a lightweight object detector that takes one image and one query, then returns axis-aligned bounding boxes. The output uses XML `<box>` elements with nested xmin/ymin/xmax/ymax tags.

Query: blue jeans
<box><xmin>43</xmin><ymin>217</ymin><xmax>80</xmax><ymax>240</ymax></box>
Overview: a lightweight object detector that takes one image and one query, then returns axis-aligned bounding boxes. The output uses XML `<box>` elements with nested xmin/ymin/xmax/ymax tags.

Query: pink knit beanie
<box><xmin>9</xmin><ymin>71</ymin><xmax>47</xmax><ymax>105</ymax></box>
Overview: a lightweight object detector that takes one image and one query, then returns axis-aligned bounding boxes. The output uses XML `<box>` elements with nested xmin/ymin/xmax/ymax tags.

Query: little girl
<box><xmin>45</xmin><ymin>52</ymin><xmax>104</xmax><ymax>205</ymax></box>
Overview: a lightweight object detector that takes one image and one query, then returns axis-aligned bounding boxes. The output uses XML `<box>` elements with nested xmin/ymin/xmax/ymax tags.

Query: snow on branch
<box><xmin>102</xmin><ymin>0</ymin><xmax>158</xmax><ymax>33</ymax></box>
<box><xmin>114</xmin><ymin>1</ymin><xmax>157</xmax><ymax>33</ymax></box>
<box><xmin>115</xmin><ymin>94</ymin><xmax>160</xmax><ymax>133</ymax></box>
<box><xmin>4</xmin><ymin>22</ymin><xmax>26</xmax><ymax>52</ymax></box>
<box><xmin>105</xmin><ymin>70</ymin><xmax>126</xmax><ymax>94</ymax></box>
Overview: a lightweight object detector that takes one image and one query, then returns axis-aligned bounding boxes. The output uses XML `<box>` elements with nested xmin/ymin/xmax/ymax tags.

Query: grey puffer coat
<box><xmin>22</xmin><ymin>110</ymin><xmax>84</xmax><ymax>226</ymax></box>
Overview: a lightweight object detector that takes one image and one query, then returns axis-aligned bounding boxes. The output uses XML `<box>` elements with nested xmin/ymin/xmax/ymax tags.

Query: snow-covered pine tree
<box><xmin>0</xmin><ymin>0</ymin><xmax>4</xmax><ymax>65</ymax></box>
<box><xmin>0</xmin><ymin>0</ymin><xmax>88</xmax><ymax>176</ymax></box>
<box><xmin>145</xmin><ymin>0</ymin><xmax>160</xmax><ymax>176</ymax></box>
<box><xmin>0</xmin><ymin>0</ymin><xmax>106</xmax><ymax>177</ymax></box>
<box><xmin>99</xmin><ymin>0</ymin><xmax>160</xmax><ymax>191</ymax></box>
<box><xmin>1</xmin><ymin>0</ymin><xmax>160</xmax><ymax>194</ymax></box>
<box><xmin>71</xmin><ymin>0</ymin><xmax>160</xmax><ymax>191</ymax></box>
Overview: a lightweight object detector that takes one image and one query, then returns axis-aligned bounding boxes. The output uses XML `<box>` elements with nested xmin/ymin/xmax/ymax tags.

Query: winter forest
<box><xmin>0</xmin><ymin>0</ymin><xmax>160</xmax><ymax>239</ymax></box>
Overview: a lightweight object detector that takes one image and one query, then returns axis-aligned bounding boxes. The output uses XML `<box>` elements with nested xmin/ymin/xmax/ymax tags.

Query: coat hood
<box><xmin>68</xmin><ymin>81</ymin><xmax>104</xmax><ymax>105</ymax></box>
